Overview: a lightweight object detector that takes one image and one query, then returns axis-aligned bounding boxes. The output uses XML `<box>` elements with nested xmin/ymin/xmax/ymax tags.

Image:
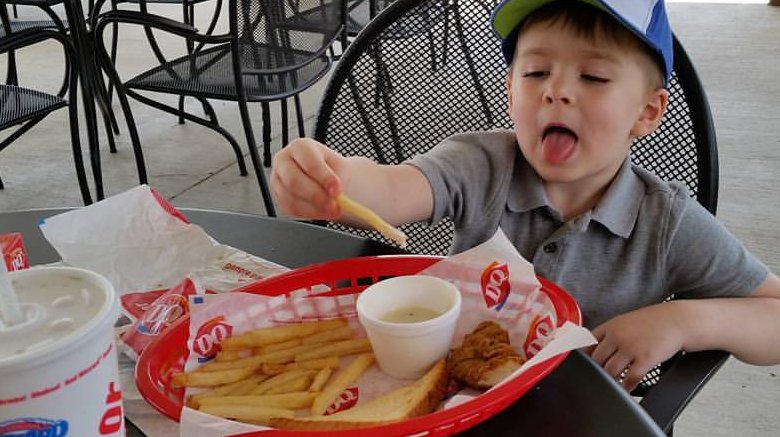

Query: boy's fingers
<box><xmin>621</xmin><ymin>360</ymin><xmax>653</xmax><ymax>392</ymax></box>
<box><xmin>290</xmin><ymin>142</ymin><xmax>343</xmax><ymax>196</ymax></box>
<box><xmin>603</xmin><ymin>354</ymin><xmax>632</xmax><ymax>383</ymax></box>
<box><xmin>271</xmin><ymin>171</ymin><xmax>339</xmax><ymax>219</ymax></box>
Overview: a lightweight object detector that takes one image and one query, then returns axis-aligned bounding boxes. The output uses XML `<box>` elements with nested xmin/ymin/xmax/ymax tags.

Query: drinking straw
<box><xmin>0</xmin><ymin>259</ymin><xmax>23</xmax><ymax>328</ymax></box>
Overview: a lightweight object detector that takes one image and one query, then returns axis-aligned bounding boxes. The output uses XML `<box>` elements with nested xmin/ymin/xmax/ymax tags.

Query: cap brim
<box><xmin>492</xmin><ymin>0</ymin><xmax>608</xmax><ymax>39</ymax></box>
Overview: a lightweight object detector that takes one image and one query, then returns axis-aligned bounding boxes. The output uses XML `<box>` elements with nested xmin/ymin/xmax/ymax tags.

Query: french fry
<box><xmin>215</xmin><ymin>349</ymin><xmax>250</xmax><ymax>362</ymax></box>
<box><xmin>264</xmin><ymin>375</ymin><xmax>312</xmax><ymax>394</ymax></box>
<box><xmin>172</xmin><ymin>367</ymin><xmax>255</xmax><ymax>387</ymax></box>
<box><xmin>198</xmin><ymin>392</ymin><xmax>318</xmax><ymax>410</ymax></box>
<box><xmin>308</xmin><ymin>367</ymin><xmax>333</xmax><ymax>392</ymax></box>
<box><xmin>301</xmin><ymin>325</ymin><xmax>354</xmax><ymax>345</ymax></box>
<box><xmin>336</xmin><ymin>194</ymin><xmax>408</xmax><ymax>248</ymax></box>
<box><xmin>221</xmin><ymin>319</ymin><xmax>348</xmax><ymax>350</ymax></box>
<box><xmin>199</xmin><ymin>404</ymin><xmax>294</xmax><ymax>423</ymax></box>
<box><xmin>311</xmin><ymin>353</ymin><xmax>375</xmax><ymax>415</ymax></box>
<box><xmin>187</xmin><ymin>374</ymin><xmax>269</xmax><ymax>409</ymax></box>
<box><xmin>254</xmin><ymin>339</ymin><xmax>301</xmax><ymax>355</ymax></box>
<box><xmin>198</xmin><ymin>343</ymin><xmax>313</xmax><ymax>372</ymax></box>
<box><xmin>261</xmin><ymin>356</ymin><xmax>340</xmax><ymax>375</ymax></box>
<box><xmin>251</xmin><ymin>369</ymin><xmax>316</xmax><ymax>395</ymax></box>
<box><xmin>295</xmin><ymin>338</ymin><xmax>372</xmax><ymax>362</ymax></box>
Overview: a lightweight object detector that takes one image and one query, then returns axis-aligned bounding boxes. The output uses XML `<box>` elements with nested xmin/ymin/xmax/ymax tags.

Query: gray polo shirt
<box><xmin>408</xmin><ymin>130</ymin><xmax>768</xmax><ymax>328</ymax></box>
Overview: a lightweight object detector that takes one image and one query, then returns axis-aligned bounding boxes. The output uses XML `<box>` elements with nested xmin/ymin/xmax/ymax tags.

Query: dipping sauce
<box><xmin>381</xmin><ymin>306</ymin><xmax>442</xmax><ymax>323</ymax></box>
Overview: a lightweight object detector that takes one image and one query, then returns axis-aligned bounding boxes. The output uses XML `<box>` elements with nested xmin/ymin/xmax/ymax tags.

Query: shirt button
<box><xmin>543</xmin><ymin>242</ymin><xmax>558</xmax><ymax>253</ymax></box>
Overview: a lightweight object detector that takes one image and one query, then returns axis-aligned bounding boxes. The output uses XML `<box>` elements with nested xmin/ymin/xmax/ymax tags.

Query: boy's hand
<box><xmin>271</xmin><ymin>138</ymin><xmax>346</xmax><ymax>220</ymax></box>
<box><xmin>588</xmin><ymin>303</ymin><xmax>685</xmax><ymax>392</ymax></box>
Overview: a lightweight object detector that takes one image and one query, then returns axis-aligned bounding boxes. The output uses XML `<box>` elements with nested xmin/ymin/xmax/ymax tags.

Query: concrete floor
<box><xmin>1</xmin><ymin>1</ymin><xmax>779</xmax><ymax>436</ymax></box>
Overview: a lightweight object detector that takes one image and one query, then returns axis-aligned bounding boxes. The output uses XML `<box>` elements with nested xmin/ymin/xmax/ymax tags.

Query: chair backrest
<box><xmin>315</xmin><ymin>0</ymin><xmax>718</xmax><ymax>256</ymax></box>
<box><xmin>229</xmin><ymin>0</ymin><xmax>346</xmax><ymax>74</ymax></box>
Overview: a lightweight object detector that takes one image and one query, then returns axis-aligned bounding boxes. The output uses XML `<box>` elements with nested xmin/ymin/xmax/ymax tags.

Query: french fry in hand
<box><xmin>172</xmin><ymin>367</ymin><xmax>255</xmax><ymax>387</ymax></box>
<box><xmin>308</xmin><ymin>367</ymin><xmax>333</xmax><ymax>392</ymax></box>
<box><xmin>199</xmin><ymin>404</ymin><xmax>294</xmax><ymax>424</ymax></box>
<box><xmin>187</xmin><ymin>374</ymin><xmax>269</xmax><ymax>409</ymax></box>
<box><xmin>311</xmin><ymin>353</ymin><xmax>375</xmax><ymax>416</ymax></box>
<box><xmin>198</xmin><ymin>392</ymin><xmax>319</xmax><ymax>410</ymax></box>
<box><xmin>337</xmin><ymin>194</ymin><xmax>408</xmax><ymax>248</ymax></box>
<box><xmin>295</xmin><ymin>338</ymin><xmax>372</xmax><ymax>362</ymax></box>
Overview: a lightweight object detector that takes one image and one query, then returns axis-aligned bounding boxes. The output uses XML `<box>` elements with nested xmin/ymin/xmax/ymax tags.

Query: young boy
<box><xmin>270</xmin><ymin>0</ymin><xmax>780</xmax><ymax>390</ymax></box>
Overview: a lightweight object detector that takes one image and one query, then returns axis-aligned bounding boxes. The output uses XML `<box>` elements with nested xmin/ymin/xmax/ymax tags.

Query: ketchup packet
<box><xmin>1</xmin><ymin>232</ymin><xmax>28</xmax><ymax>272</ymax></box>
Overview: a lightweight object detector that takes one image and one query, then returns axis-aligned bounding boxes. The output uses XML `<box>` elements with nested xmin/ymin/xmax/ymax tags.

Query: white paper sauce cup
<box><xmin>0</xmin><ymin>267</ymin><xmax>123</xmax><ymax>436</ymax></box>
<box><xmin>356</xmin><ymin>275</ymin><xmax>461</xmax><ymax>379</ymax></box>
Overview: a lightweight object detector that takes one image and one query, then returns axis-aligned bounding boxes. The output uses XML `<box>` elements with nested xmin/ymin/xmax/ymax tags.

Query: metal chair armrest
<box><xmin>639</xmin><ymin>350</ymin><xmax>730</xmax><ymax>434</ymax></box>
<box><xmin>94</xmin><ymin>10</ymin><xmax>229</xmax><ymax>44</ymax></box>
<box><xmin>0</xmin><ymin>27</ymin><xmax>72</xmax><ymax>54</ymax></box>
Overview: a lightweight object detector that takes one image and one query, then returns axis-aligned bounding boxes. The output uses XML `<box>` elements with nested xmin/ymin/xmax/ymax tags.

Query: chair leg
<box><xmin>294</xmin><ymin>94</ymin><xmax>305</xmax><ymax>138</ymax></box>
<box><xmin>96</xmin><ymin>56</ymin><xmax>148</xmax><ymax>185</ymax></box>
<box><xmin>261</xmin><ymin>101</ymin><xmax>273</xmax><ymax>168</ymax></box>
<box><xmin>238</xmin><ymin>99</ymin><xmax>276</xmax><ymax>216</ymax></box>
<box><xmin>67</xmin><ymin>75</ymin><xmax>93</xmax><ymax>205</ymax></box>
<box><xmin>280</xmin><ymin>99</ymin><xmax>289</xmax><ymax>148</ymax></box>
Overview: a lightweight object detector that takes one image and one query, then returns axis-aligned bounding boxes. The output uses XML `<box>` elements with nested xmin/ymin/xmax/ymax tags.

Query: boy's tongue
<box><xmin>542</xmin><ymin>130</ymin><xmax>577</xmax><ymax>164</ymax></box>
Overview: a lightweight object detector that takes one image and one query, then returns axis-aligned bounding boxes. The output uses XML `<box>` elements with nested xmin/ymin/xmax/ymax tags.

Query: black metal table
<box><xmin>0</xmin><ymin>208</ymin><xmax>665</xmax><ymax>437</ymax></box>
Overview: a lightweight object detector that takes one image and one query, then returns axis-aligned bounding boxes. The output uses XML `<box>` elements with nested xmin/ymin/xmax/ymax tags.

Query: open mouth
<box><xmin>542</xmin><ymin>125</ymin><xmax>578</xmax><ymax>142</ymax></box>
<box><xmin>541</xmin><ymin>124</ymin><xmax>578</xmax><ymax>164</ymax></box>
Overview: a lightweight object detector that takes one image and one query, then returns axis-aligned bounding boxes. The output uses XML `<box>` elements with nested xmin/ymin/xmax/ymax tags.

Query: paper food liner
<box><xmin>179</xmin><ymin>229</ymin><xmax>596</xmax><ymax>437</ymax></box>
<box><xmin>39</xmin><ymin>184</ymin><xmax>217</xmax><ymax>294</ymax></box>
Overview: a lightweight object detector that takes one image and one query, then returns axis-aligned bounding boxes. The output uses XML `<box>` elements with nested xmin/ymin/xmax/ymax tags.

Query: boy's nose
<box><xmin>543</xmin><ymin>78</ymin><xmax>573</xmax><ymax>105</ymax></box>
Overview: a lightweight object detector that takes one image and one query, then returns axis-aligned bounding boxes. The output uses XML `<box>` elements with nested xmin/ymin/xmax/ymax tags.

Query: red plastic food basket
<box><xmin>136</xmin><ymin>255</ymin><xmax>582</xmax><ymax>436</ymax></box>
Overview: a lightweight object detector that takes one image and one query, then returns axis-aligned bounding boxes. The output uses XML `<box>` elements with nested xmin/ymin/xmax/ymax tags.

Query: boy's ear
<box><xmin>506</xmin><ymin>72</ymin><xmax>515</xmax><ymax>115</ymax></box>
<box><xmin>631</xmin><ymin>88</ymin><xmax>669</xmax><ymax>138</ymax></box>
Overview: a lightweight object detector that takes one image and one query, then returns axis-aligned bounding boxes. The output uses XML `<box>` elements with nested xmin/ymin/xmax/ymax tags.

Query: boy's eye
<box><xmin>521</xmin><ymin>71</ymin><xmax>548</xmax><ymax>78</ymax></box>
<box><xmin>581</xmin><ymin>74</ymin><xmax>610</xmax><ymax>83</ymax></box>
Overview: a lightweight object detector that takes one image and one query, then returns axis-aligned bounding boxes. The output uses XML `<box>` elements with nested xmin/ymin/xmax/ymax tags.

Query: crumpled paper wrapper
<box><xmin>39</xmin><ymin>184</ymin><xmax>217</xmax><ymax>294</ymax></box>
<box><xmin>178</xmin><ymin>229</ymin><xmax>597</xmax><ymax>437</ymax></box>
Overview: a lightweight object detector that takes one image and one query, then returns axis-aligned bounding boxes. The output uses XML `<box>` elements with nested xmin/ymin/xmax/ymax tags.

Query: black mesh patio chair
<box><xmin>0</xmin><ymin>7</ymin><xmax>91</xmax><ymax>203</ymax></box>
<box><xmin>2</xmin><ymin>0</ymin><xmax>69</xmax><ymax>89</ymax></box>
<box><xmin>93</xmin><ymin>0</ymin><xmax>346</xmax><ymax>216</ymax></box>
<box><xmin>90</xmin><ymin>0</ymin><xmax>224</xmax><ymax>127</ymax></box>
<box><xmin>4</xmin><ymin>0</ymin><xmax>124</xmax><ymax>176</ymax></box>
<box><xmin>314</xmin><ymin>0</ymin><xmax>724</xmax><ymax>434</ymax></box>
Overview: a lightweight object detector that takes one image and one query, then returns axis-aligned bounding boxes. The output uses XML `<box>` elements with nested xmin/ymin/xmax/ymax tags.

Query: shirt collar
<box><xmin>506</xmin><ymin>155</ymin><xmax>643</xmax><ymax>239</ymax></box>
<box><xmin>591</xmin><ymin>157</ymin><xmax>644</xmax><ymax>239</ymax></box>
<box><xmin>506</xmin><ymin>155</ymin><xmax>550</xmax><ymax>214</ymax></box>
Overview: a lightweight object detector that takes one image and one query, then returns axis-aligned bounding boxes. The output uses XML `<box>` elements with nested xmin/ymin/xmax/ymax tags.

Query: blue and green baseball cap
<box><xmin>492</xmin><ymin>0</ymin><xmax>674</xmax><ymax>85</ymax></box>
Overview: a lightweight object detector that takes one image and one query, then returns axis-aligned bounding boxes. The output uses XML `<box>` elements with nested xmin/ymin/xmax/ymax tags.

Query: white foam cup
<box><xmin>0</xmin><ymin>267</ymin><xmax>123</xmax><ymax>436</ymax></box>
<box><xmin>356</xmin><ymin>275</ymin><xmax>461</xmax><ymax>379</ymax></box>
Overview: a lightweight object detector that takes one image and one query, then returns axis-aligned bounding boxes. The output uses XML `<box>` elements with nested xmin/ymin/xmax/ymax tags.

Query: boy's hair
<box><xmin>512</xmin><ymin>2</ymin><xmax>666</xmax><ymax>89</ymax></box>
<box><xmin>493</xmin><ymin>0</ymin><xmax>674</xmax><ymax>87</ymax></box>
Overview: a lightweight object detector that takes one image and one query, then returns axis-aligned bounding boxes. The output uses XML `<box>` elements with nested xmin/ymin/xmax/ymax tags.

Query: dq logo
<box><xmin>9</xmin><ymin>248</ymin><xmax>25</xmax><ymax>271</ymax></box>
<box><xmin>193</xmin><ymin>316</ymin><xmax>233</xmax><ymax>360</ymax></box>
<box><xmin>136</xmin><ymin>294</ymin><xmax>188</xmax><ymax>335</ymax></box>
<box><xmin>523</xmin><ymin>314</ymin><xmax>555</xmax><ymax>358</ymax></box>
<box><xmin>325</xmin><ymin>387</ymin><xmax>359</xmax><ymax>415</ymax></box>
<box><xmin>480</xmin><ymin>261</ymin><xmax>510</xmax><ymax>311</ymax></box>
<box><xmin>0</xmin><ymin>418</ymin><xmax>69</xmax><ymax>436</ymax></box>
<box><xmin>99</xmin><ymin>381</ymin><xmax>123</xmax><ymax>435</ymax></box>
